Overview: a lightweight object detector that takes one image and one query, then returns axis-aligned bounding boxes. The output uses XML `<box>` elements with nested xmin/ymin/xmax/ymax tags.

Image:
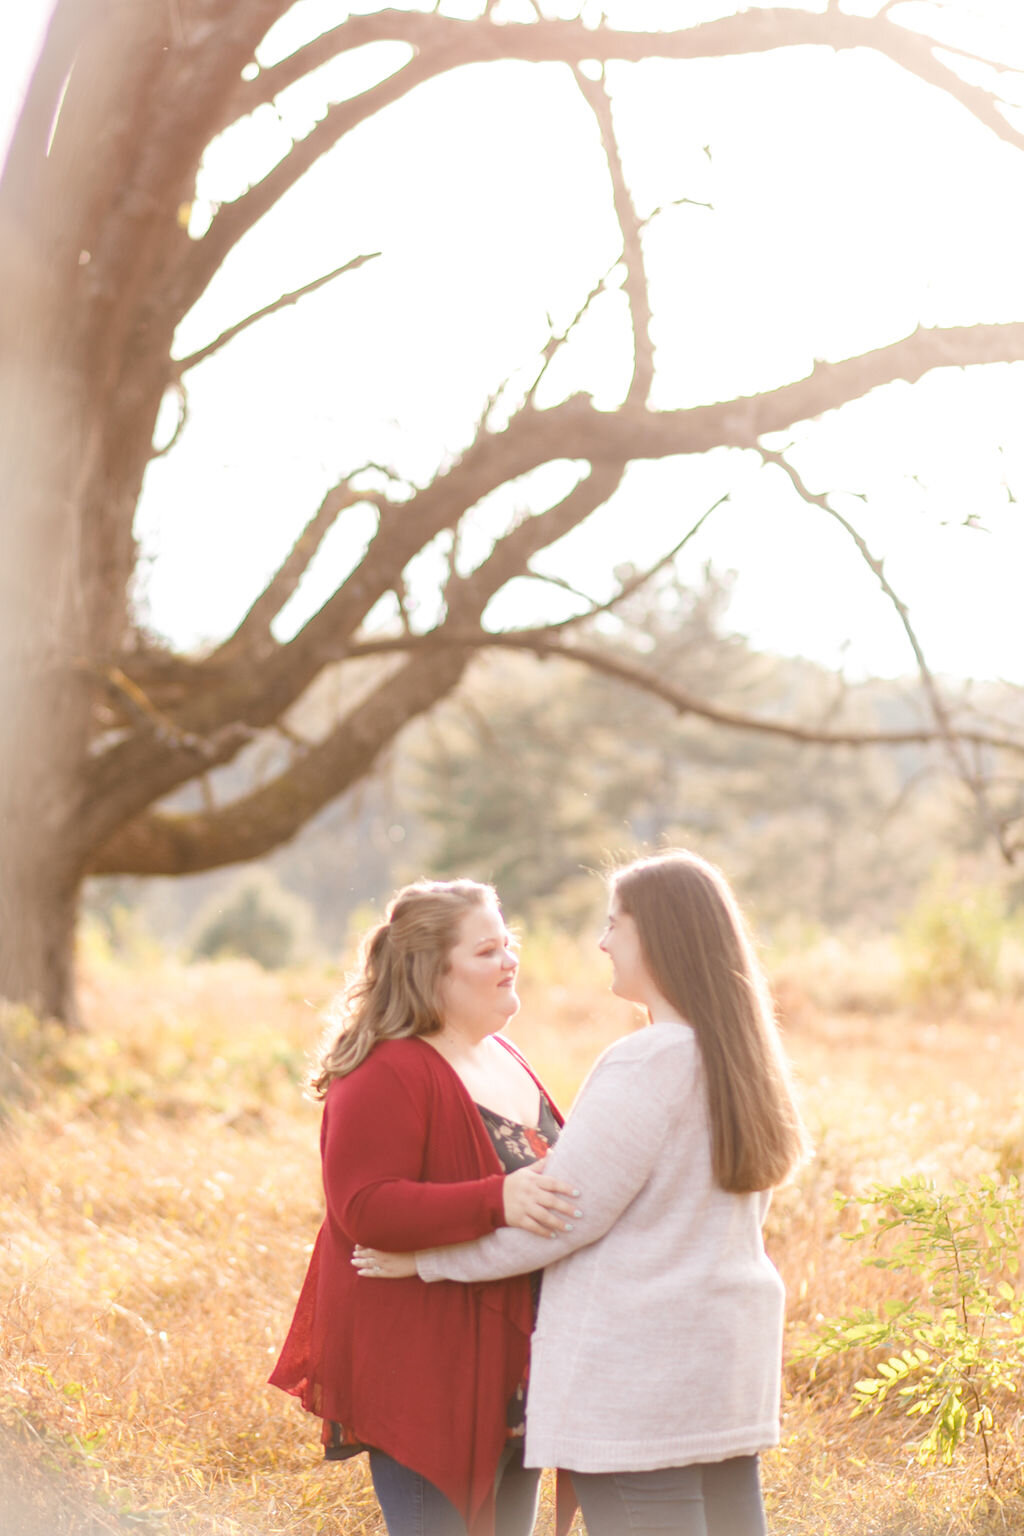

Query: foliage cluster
<box><xmin>189</xmin><ymin>870</ymin><xmax>316</xmax><ymax>970</ymax></box>
<box><xmin>899</xmin><ymin>873</ymin><xmax>1021</xmax><ymax>1006</ymax></box>
<box><xmin>806</xmin><ymin>1177</ymin><xmax>1024</xmax><ymax>1488</ymax></box>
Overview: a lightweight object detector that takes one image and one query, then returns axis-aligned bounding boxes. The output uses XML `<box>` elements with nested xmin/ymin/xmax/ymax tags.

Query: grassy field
<box><xmin>2</xmin><ymin>931</ymin><xmax>1024</xmax><ymax>1536</ymax></box>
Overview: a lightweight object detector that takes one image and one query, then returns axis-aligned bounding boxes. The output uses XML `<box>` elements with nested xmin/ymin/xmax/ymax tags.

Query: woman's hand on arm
<box><xmin>349</xmin><ymin>1163</ymin><xmax>581</xmax><ymax>1279</ymax></box>
<box><xmin>502</xmin><ymin>1162</ymin><xmax>581</xmax><ymax>1237</ymax></box>
<box><xmin>416</xmin><ymin>1041</ymin><xmax>695</xmax><ymax>1285</ymax></box>
<box><xmin>352</xmin><ymin>1245</ymin><xmax>417</xmax><ymax>1279</ymax></box>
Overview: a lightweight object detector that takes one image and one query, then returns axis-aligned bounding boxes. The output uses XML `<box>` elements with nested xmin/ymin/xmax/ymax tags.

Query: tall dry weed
<box><xmin>2</xmin><ymin>942</ymin><xmax>1024</xmax><ymax>1534</ymax></box>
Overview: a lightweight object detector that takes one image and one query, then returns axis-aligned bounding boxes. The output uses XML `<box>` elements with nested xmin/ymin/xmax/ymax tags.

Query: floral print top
<box><xmin>475</xmin><ymin>1093</ymin><xmax>561</xmax><ymax>1436</ymax></box>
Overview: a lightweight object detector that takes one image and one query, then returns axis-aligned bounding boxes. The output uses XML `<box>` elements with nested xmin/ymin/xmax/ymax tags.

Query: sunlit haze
<box><xmin>4</xmin><ymin>1</ymin><xmax>1024</xmax><ymax>681</ymax></box>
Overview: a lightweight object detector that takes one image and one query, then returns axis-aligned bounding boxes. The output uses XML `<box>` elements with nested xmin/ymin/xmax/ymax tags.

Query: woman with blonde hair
<box><xmin>355</xmin><ymin>850</ymin><xmax>808</xmax><ymax>1536</ymax></box>
<box><xmin>270</xmin><ymin>879</ymin><xmax>577</xmax><ymax>1536</ymax></box>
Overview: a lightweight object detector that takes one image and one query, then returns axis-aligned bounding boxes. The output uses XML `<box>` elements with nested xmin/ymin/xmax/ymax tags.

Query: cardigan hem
<box><xmin>524</xmin><ymin>1425</ymin><xmax>780</xmax><ymax>1473</ymax></box>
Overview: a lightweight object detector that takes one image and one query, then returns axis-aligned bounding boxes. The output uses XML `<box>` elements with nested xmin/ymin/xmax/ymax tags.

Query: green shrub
<box><xmin>189</xmin><ymin>870</ymin><xmax>313</xmax><ymax>970</ymax></box>
<box><xmin>899</xmin><ymin>873</ymin><xmax>1008</xmax><ymax>1005</ymax></box>
<box><xmin>805</xmin><ymin>1175</ymin><xmax>1024</xmax><ymax>1486</ymax></box>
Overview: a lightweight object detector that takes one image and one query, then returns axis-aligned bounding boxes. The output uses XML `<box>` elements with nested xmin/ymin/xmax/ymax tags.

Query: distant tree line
<box><xmin>88</xmin><ymin>571</ymin><xmax>1012</xmax><ymax>955</ymax></box>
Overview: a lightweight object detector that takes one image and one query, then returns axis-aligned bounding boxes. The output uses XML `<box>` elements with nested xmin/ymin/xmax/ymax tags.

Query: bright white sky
<box><xmin>4</xmin><ymin>0</ymin><xmax>1024</xmax><ymax>682</ymax></box>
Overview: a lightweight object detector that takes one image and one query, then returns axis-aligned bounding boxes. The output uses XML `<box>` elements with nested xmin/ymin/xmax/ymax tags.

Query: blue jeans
<box><xmin>369</xmin><ymin>1440</ymin><xmax>540</xmax><ymax>1536</ymax></box>
<box><xmin>573</xmin><ymin>1455</ymin><xmax>766</xmax><ymax>1536</ymax></box>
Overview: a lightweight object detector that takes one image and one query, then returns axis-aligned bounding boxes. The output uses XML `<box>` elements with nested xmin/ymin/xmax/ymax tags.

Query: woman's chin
<box><xmin>496</xmin><ymin>989</ymin><xmax>521</xmax><ymax>1021</ymax></box>
<box><xmin>609</xmin><ymin>977</ymin><xmax>640</xmax><ymax>1005</ymax></box>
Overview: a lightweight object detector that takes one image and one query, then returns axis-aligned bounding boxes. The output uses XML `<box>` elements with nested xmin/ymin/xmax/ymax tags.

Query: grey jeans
<box><xmin>572</xmin><ymin>1455</ymin><xmax>766</xmax><ymax>1536</ymax></box>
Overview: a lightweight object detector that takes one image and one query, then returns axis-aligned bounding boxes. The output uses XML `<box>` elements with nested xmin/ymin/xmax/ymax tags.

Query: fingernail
<box><xmin>563</xmin><ymin>1222</ymin><xmax>574</xmax><ymax>1232</ymax></box>
<box><xmin>574</xmin><ymin>1209</ymin><xmax>583</xmax><ymax>1219</ymax></box>
<box><xmin>572</xmin><ymin>1189</ymin><xmax>581</xmax><ymax>1198</ymax></box>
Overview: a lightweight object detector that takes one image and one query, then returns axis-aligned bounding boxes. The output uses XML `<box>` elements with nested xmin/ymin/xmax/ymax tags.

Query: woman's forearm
<box><xmin>418</xmin><ymin>1043</ymin><xmax>689</xmax><ymax>1282</ymax></box>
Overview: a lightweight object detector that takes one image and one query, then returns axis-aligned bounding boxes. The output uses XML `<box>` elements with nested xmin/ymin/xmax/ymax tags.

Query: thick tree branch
<box><xmin>224</xmin><ymin>8</ymin><xmax>1024</xmax><ymax>153</ymax></box>
<box><xmin>183</xmin><ymin>5</ymin><xmax>1024</xmax><ymax>328</ymax></box>
<box><xmin>177</xmin><ymin>49</ymin><xmax>445</xmax><ymax>313</ymax></box>
<box><xmin>88</xmin><ymin>647</ymin><xmax>469</xmax><ymax>876</ymax></box>
<box><xmin>215</xmin><ymin>474</ymin><xmax>384</xmax><ymax>660</ymax></box>
<box><xmin>76</xmin><ymin>318</ymin><xmax>1024</xmax><ymax>855</ymax></box>
<box><xmin>443</xmin><ymin>460</ymin><xmax>627</xmax><ymax>619</ymax></box>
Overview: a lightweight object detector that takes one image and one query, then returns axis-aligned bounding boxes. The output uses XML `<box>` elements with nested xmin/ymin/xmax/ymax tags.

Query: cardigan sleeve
<box><xmin>323</xmin><ymin>1054</ymin><xmax>506</xmax><ymax>1250</ymax></box>
<box><xmin>417</xmin><ymin>1036</ymin><xmax>694</xmax><ymax>1284</ymax></box>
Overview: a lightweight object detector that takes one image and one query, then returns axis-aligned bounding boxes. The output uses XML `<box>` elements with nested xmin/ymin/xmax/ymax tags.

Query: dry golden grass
<box><xmin>2</xmin><ymin>936</ymin><xmax>1024</xmax><ymax>1535</ymax></box>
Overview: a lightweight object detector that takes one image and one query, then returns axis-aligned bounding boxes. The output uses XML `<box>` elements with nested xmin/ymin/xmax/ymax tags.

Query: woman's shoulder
<box><xmin>325</xmin><ymin>1036</ymin><xmax>440</xmax><ymax>1099</ymax></box>
<box><xmin>595</xmin><ymin>1021</ymin><xmax>698</xmax><ymax>1080</ymax></box>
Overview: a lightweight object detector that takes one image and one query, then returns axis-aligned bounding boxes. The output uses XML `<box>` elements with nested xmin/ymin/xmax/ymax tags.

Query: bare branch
<box><xmin>75</xmin><ymin>317</ymin><xmax>1024</xmax><ymax>863</ymax></box>
<box><xmin>216</xmin><ymin>475</ymin><xmax>383</xmax><ymax>659</ymax></box>
<box><xmin>394</xmin><ymin>574</ymin><xmax>413</xmax><ymax>636</ymax></box>
<box><xmin>339</xmin><ymin>628</ymin><xmax>1024</xmax><ymax>760</ymax></box>
<box><xmin>758</xmin><ymin>446</ymin><xmax>1016</xmax><ymax>859</ymax></box>
<box><xmin>443</xmin><ymin>461</ymin><xmax>628</xmax><ymax>623</ymax></box>
<box><xmin>177</xmin><ymin>50</ymin><xmax>441</xmax><ymax>313</ymax></box>
<box><xmin>172</xmin><ymin>251</ymin><xmax>380</xmax><ymax>378</ymax></box>
<box><xmin>520</xmin><ymin>569</ymin><xmax>603</xmax><ymax>607</ymax></box>
<box><xmin>522</xmin><ymin>191</ymin><xmax>707</xmax><ymax>415</ymax></box>
<box><xmin>568</xmin><ymin>492</ymin><xmax>730</xmax><ymax>626</ymax></box>
<box><xmin>513</xmin><ymin>491</ymin><xmax>729</xmax><ymax>629</ymax></box>
<box><xmin>525</xmin><ymin>271</ymin><xmax>614</xmax><ymax>409</ymax></box>
<box><xmin>571</xmin><ymin>64</ymin><xmax>653</xmax><ymax>406</ymax></box>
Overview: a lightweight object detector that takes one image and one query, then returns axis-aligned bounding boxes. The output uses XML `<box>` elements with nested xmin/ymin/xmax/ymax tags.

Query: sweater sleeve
<box><xmin>417</xmin><ymin>1037</ymin><xmax>692</xmax><ymax>1284</ymax></box>
<box><xmin>323</xmin><ymin>1055</ymin><xmax>506</xmax><ymax>1249</ymax></box>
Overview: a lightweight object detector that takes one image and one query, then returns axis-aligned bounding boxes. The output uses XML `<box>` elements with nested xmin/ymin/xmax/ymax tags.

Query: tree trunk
<box><xmin>0</xmin><ymin>640</ymin><xmax>90</xmax><ymax>1024</ymax></box>
<box><xmin>0</xmin><ymin>846</ymin><xmax>83</xmax><ymax>1027</ymax></box>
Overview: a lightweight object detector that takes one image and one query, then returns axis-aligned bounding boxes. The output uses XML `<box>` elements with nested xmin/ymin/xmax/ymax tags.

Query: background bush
<box><xmin>189</xmin><ymin>870</ymin><xmax>315</xmax><ymax>970</ymax></box>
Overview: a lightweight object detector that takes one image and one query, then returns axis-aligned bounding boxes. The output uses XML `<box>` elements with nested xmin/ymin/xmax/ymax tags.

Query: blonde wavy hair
<box><xmin>311</xmin><ymin>878</ymin><xmax>496</xmax><ymax>1096</ymax></box>
<box><xmin>612</xmin><ymin>850</ymin><xmax>809</xmax><ymax>1193</ymax></box>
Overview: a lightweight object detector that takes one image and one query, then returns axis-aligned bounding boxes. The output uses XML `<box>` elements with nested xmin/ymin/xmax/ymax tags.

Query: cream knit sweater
<box><xmin>417</xmin><ymin>1021</ymin><xmax>785</xmax><ymax>1474</ymax></box>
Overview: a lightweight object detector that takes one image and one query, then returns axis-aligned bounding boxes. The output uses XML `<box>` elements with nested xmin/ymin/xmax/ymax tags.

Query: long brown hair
<box><xmin>311</xmin><ymin>879</ymin><xmax>495</xmax><ymax>1096</ymax></box>
<box><xmin>612</xmin><ymin>850</ymin><xmax>807</xmax><ymax>1193</ymax></box>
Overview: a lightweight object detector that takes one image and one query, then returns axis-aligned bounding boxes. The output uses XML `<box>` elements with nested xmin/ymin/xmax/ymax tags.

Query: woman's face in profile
<box><xmin>598</xmin><ymin>896</ymin><xmax>649</xmax><ymax>1005</ymax></box>
<box><xmin>438</xmin><ymin>902</ymin><xmax>520</xmax><ymax>1036</ymax></box>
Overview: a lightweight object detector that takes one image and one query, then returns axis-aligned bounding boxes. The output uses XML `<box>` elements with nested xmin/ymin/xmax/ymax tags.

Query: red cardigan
<box><xmin>269</xmin><ymin>1035</ymin><xmax>559</xmax><ymax>1535</ymax></box>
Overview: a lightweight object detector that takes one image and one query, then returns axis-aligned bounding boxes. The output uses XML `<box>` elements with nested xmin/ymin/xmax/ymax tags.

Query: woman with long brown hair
<box><xmin>269</xmin><ymin>879</ymin><xmax>578</xmax><ymax>1536</ymax></box>
<box><xmin>355</xmin><ymin>851</ymin><xmax>808</xmax><ymax>1536</ymax></box>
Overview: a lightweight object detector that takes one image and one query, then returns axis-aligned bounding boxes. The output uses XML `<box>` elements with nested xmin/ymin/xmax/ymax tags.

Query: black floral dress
<box><xmin>475</xmin><ymin>1094</ymin><xmax>562</xmax><ymax>1436</ymax></box>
